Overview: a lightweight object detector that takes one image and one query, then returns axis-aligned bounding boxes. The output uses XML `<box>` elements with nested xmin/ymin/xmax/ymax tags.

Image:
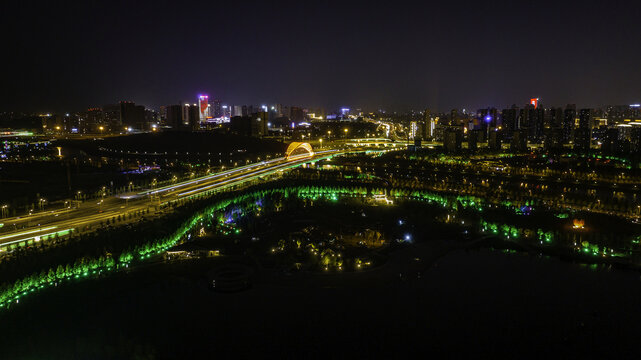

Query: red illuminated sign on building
<box><xmin>199</xmin><ymin>96</ymin><xmax>208</xmax><ymax>116</ymax></box>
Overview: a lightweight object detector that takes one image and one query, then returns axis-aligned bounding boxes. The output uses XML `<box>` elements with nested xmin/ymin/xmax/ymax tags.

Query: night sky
<box><xmin>2</xmin><ymin>0</ymin><xmax>641</xmax><ymax>113</ymax></box>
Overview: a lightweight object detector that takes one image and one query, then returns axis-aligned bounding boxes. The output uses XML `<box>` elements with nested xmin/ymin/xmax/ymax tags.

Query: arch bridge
<box><xmin>285</xmin><ymin>142</ymin><xmax>314</xmax><ymax>160</ymax></box>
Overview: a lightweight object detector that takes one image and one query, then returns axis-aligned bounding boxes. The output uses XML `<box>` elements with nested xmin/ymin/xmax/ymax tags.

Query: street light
<box><xmin>1</xmin><ymin>205</ymin><xmax>8</xmax><ymax>218</ymax></box>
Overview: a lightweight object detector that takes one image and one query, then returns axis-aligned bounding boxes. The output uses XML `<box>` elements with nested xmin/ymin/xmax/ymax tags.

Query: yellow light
<box><xmin>573</xmin><ymin>219</ymin><xmax>585</xmax><ymax>229</ymax></box>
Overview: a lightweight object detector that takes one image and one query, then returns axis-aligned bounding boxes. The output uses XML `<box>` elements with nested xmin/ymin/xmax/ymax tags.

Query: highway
<box><xmin>0</xmin><ymin>149</ymin><xmax>345</xmax><ymax>251</ymax></box>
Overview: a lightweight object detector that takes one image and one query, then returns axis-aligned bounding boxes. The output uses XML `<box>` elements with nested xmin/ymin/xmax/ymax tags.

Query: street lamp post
<box><xmin>1</xmin><ymin>205</ymin><xmax>8</xmax><ymax>218</ymax></box>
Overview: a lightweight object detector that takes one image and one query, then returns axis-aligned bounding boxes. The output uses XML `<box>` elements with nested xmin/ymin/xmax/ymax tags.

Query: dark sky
<box><xmin>2</xmin><ymin>0</ymin><xmax>641</xmax><ymax>113</ymax></box>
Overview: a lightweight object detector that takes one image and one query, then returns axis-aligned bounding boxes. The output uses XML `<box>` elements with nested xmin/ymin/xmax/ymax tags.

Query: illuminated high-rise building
<box><xmin>198</xmin><ymin>95</ymin><xmax>210</xmax><ymax>122</ymax></box>
<box><xmin>409</xmin><ymin>121</ymin><xmax>419</xmax><ymax>140</ymax></box>
<box><xmin>181</xmin><ymin>103</ymin><xmax>193</xmax><ymax>126</ymax></box>
<box><xmin>221</xmin><ymin>105</ymin><xmax>231</xmax><ymax>119</ymax></box>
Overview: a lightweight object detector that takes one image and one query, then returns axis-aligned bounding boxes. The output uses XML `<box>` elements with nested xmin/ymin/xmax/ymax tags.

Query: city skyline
<box><xmin>3</xmin><ymin>93</ymin><xmax>641</xmax><ymax>117</ymax></box>
<box><xmin>2</xmin><ymin>1</ymin><xmax>641</xmax><ymax>113</ymax></box>
<box><xmin>4</xmin><ymin>1</ymin><xmax>641</xmax><ymax>357</ymax></box>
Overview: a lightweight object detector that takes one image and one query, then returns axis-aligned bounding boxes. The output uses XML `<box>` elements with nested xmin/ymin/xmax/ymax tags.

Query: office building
<box><xmin>511</xmin><ymin>129</ymin><xmax>528</xmax><ymax>152</ymax></box>
<box><xmin>230</xmin><ymin>112</ymin><xmax>268</xmax><ymax>137</ymax></box>
<box><xmin>212</xmin><ymin>98</ymin><xmax>222</xmax><ymax>118</ymax></box>
<box><xmin>501</xmin><ymin>107</ymin><xmax>518</xmax><ymax>136</ymax></box>
<box><xmin>573</xmin><ymin>108</ymin><xmax>592</xmax><ymax>153</ymax></box>
<box><xmin>488</xmin><ymin>130</ymin><xmax>502</xmax><ymax>151</ymax></box>
<box><xmin>443</xmin><ymin>126</ymin><xmax>462</xmax><ymax>153</ymax></box>
<box><xmin>166</xmin><ymin>105</ymin><xmax>183</xmax><ymax>129</ymax></box>
<box><xmin>563</xmin><ymin>105</ymin><xmax>576</xmax><ymax>144</ymax></box>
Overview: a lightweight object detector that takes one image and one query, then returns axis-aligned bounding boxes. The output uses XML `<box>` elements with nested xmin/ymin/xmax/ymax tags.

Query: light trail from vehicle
<box><xmin>0</xmin><ymin>148</ymin><xmax>355</xmax><ymax>250</ymax></box>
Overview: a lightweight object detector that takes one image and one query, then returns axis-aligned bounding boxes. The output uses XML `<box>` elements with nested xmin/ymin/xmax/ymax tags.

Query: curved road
<box><xmin>0</xmin><ymin>149</ymin><xmax>346</xmax><ymax>251</ymax></box>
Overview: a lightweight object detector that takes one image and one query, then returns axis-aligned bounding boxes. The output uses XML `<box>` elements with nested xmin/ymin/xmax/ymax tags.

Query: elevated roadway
<box><xmin>0</xmin><ymin>149</ymin><xmax>347</xmax><ymax>251</ymax></box>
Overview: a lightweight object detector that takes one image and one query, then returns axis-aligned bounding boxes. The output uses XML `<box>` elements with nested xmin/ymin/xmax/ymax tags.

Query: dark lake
<box><xmin>1</xmin><ymin>246</ymin><xmax>640</xmax><ymax>359</ymax></box>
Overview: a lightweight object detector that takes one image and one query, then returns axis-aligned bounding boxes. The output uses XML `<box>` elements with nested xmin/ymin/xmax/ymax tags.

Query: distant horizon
<box><xmin>2</xmin><ymin>98</ymin><xmax>641</xmax><ymax>116</ymax></box>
